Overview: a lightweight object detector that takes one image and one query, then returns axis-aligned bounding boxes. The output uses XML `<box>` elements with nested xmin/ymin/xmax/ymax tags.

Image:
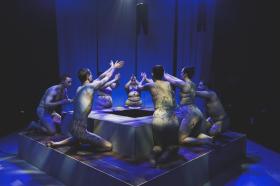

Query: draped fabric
<box><xmin>55</xmin><ymin>0</ymin><xmax>215</xmax><ymax>109</ymax></box>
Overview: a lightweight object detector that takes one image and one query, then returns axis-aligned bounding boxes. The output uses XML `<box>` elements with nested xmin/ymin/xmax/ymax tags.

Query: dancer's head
<box><xmin>152</xmin><ymin>65</ymin><xmax>164</xmax><ymax>80</ymax></box>
<box><xmin>197</xmin><ymin>80</ymin><xmax>213</xmax><ymax>91</ymax></box>
<box><xmin>181</xmin><ymin>66</ymin><xmax>195</xmax><ymax>79</ymax></box>
<box><xmin>130</xmin><ymin>74</ymin><xmax>137</xmax><ymax>84</ymax></box>
<box><xmin>197</xmin><ymin>81</ymin><xmax>207</xmax><ymax>90</ymax></box>
<box><xmin>60</xmin><ymin>74</ymin><xmax>72</xmax><ymax>88</ymax></box>
<box><xmin>78</xmin><ymin>68</ymin><xmax>93</xmax><ymax>84</ymax></box>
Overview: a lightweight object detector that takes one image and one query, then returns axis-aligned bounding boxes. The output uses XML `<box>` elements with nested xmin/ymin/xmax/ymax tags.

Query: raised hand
<box><xmin>110</xmin><ymin>60</ymin><xmax>114</xmax><ymax>67</ymax></box>
<box><xmin>113</xmin><ymin>60</ymin><xmax>125</xmax><ymax>69</ymax></box>
<box><xmin>141</xmin><ymin>72</ymin><xmax>147</xmax><ymax>79</ymax></box>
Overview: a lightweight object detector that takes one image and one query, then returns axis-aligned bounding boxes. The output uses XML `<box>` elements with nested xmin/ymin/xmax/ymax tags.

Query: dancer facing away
<box><xmin>196</xmin><ymin>81</ymin><xmax>230</xmax><ymax>136</ymax></box>
<box><xmin>164</xmin><ymin>67</ymin><xmax>213</xmax><ymax>145</ymax></box>
<box><xmin>29</xmin><ymin>74</ymin><xmax>73</xmax><ymax>135</ymax></box>
<box><xmin>46</xmin><ymin>60</ymin><xmax>124</xmax><ymax>151</ymax></box>
<box><xmin>139</xmin><ymin>65</ymin><xmax>179</xmax><ymax>165</ymax></box>
<box><xmin>95</xmin><ymin>67</ymin><xmax>120</xmax><ymax>110</ymax></box>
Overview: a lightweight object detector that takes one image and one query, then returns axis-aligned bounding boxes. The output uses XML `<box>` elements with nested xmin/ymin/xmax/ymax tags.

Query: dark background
<box><xmin>2</xmin><ymin>0</ymin><xmax>59</xmax><ymax>136</ymax></box>
<box><xmin>1</xmin><ymin>0</ymin><xmax>278</xmax><ymax>151</ymax></box>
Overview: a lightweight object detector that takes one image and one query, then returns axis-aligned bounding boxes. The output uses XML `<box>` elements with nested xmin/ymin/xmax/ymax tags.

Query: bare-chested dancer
<box><xmin>124</xmin><ymin>74</ymin><xmax>143</xmax><ymax>107</ymax></box>
<box><xmin>139</xmin><ymin>65</ymin><xmax>179</xmax><ymax>165</ymax></box>
<box><xmin>96</xmin><ymin>69</ymin><xmax>120</xmax><ymax>110</ymax></box>
<box><xmin>164</xmin><ymin>67</ymin><xmax>213</xmax><ymax>145</ymax></box>
<box><xmin>29</xmin><ymin>75</ymin><xmax>73</xmax><ymax>135</ymax></box>
<box><xmin>46</xmin><ymin>60</ymin><xmax>124</xmax><ymax>151</ymax></box>
<box><xmin>196</xmin><ymin>81</ymin><xmax>230</xmax><ymax>136</ymax></box>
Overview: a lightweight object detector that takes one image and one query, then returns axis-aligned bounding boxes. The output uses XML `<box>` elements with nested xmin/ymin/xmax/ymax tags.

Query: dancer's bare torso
<box><xmin>128</xmin><ymin>85</ymin><xmax>140</xmax><ymax>98</ymax></box>
<box><xmin>150</xmin><ymin>80</ymin><xmax>176</xmax><ymax>110</ymax></box>
<box><xmin>179</xmin><ymin>79</ymin><xmax>196</xmax><ymax>106</ymax></box>
<box><xmin>74</xmin><ymin>84</ymin><xmax>95</xmax><ymax>120</ymax></box>
<box><xmin>38</xmin><ymin>85</ymin><xmax>66</xmax><ymax>112</ymax></box>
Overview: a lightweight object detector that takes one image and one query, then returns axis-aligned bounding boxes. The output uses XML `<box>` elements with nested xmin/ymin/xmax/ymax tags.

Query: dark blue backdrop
<box><xmin>55</xmin><ymin>0</ymin><xmax>215</xmax><ymax>109</ymax></box>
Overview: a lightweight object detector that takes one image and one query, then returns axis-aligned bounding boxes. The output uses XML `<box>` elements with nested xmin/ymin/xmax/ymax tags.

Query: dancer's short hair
<box><xmin>152</xmin><ymin>65</ymin><xmax>164</xmax><ymax>80</ymax></box>
<box><xmin>182</xmin><ymin>66</ymin><xmax>195</xmax><ymax>79</ymax></box>
<box><xmin>78</xmin><ymin>68</ymin><xmax>91</xmax><ymax>83</ymax></box>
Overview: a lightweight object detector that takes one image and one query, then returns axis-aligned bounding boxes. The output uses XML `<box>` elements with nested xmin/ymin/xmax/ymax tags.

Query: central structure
<box><xmin>62</xmin><ymin>107</ymin><xmax>155</xmax><ymax>160</ymax></box>
<box><xmin>90</xmin><ymin>108</ymin><xmax>154</xmax><ymax>160</ymax></box>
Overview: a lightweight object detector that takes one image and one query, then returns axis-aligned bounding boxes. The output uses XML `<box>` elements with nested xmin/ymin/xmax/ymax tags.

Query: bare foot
<box><xmin>46</xmin><ymin>141</ymin><xmax>55</xmax><ymax>148</ymax></box>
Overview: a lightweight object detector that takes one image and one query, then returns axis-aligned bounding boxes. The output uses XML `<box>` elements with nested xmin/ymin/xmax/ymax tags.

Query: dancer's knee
<box><xmin>178</xmin><ymin>135</ymin><xmax>186</xmax><ymax>145</ymax></box>
<box><xmin>103</xmin><ymin>140</ymin><xmax>112</xmax><ymax>151</ymax></box>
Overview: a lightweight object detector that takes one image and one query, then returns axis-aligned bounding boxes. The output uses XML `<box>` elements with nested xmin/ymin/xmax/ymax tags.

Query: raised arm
<box><xmin>164</xmin><ymin>73</ymin><xmax>185</xmax><ymax>88</ymax></box>
<box><xmin>139</xmin><ymin>75</ymin><xmax>145</xmax><ymax>86</ymax></box>
<box><xmin>138</xmin><ymin>82</ymin><xmax>153</xmax><ymax>91</ymax></box>
<box><xmin>91</xmin><ymin>61</ymin><xmax>124</xmax><ymax>90</ymax></box>
<box><xmin>145</xmin><ymin>78</ymin><xmax>153</xmax><ymax>83</ymax></box>
<box><xmin>97</xmin><ymin>60</ymin><xmax>114</xmax><ymax>80</ymax></box>
<box><xmin>141</xmin><ymin>72</ymin><xmax>153</xmax><ymax>83</ymax></box>
<box><xmin>138</xmin><ymin>73</ymin><xmax>153</xmax><ymax>91</ymax></box>
<box><xmin>100</xmin><ymin>73</ymin><xmax>120</xmax><ymax>89</ymax></box>
<box><xmin>125</xmin><ymin>79</ymin><xmax>131</xmax><ymax>90</ymax></box>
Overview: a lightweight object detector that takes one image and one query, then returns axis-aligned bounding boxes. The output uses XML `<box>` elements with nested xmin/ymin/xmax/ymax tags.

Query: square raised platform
<box><xmin>18</xmin><ymin>130</ymin><xmax>246</xmax><ymax>186</ymax></box>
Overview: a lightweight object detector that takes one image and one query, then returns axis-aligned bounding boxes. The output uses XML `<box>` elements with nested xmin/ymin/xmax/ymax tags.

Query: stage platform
<box><xmin>18</xmin><ymin>130</ymin><xmax>246</xmax><ymax>186</ymax></box>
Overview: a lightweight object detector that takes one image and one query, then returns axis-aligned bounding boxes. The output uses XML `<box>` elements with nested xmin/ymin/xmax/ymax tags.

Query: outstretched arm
<box><xmin>141</xmin><ymin>72</ymin><xmax>153</xmax><ymax>83</ymax></box>
<box><xmin>145</xmin><ymin>78</ymin><xmax>153</xmax><ymax>83</ymax></box>
<box><xmin>100</xmin><ymin>73</ymin><xmax>120</xmax><ymax>89</ymax></box>
<box><xmin>138</xmin><ymin>82</ymin><xmax>153</xmax><ymax>91</ymax></box>
<box><xmin>98</xmin><ymin>60</ymin><xmax>114</xmax><ymax>80</ymax></box>
<box><xmin>164</xmin><ymin>73</ymin><xmax>185</xmax><ymax>88</ymax></box>
<box><xmin>139</xmin><ymin>73</ymin><xmax>146</xmax><ymax>86</ymax></box>
<box><xmin>125</xmin><ymin>79</ymin><xmax>131</xmax><ymax>90</ymax></box>
<box><xmin>196</xmin><ymin>90</ymin><xmax>214</xmax><ymax>99</ymax></box>
<box><xmin>91</xmin><ymin>61</ymin><xmax>124</xmax><ymax>90</ymax></box>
